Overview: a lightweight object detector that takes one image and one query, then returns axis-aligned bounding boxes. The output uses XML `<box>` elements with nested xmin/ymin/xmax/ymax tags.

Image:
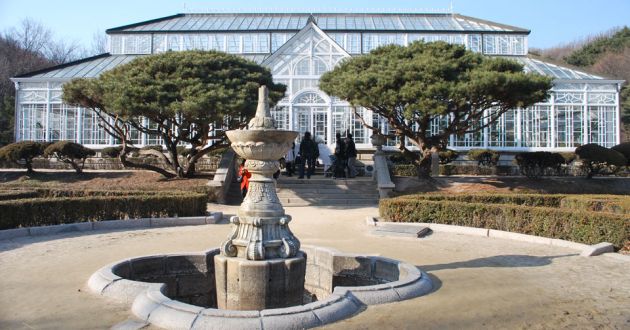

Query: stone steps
<box><xmin>275</xmin><ymin>176</ymin><xmax>378</xmax><ymax>206</ymax></box>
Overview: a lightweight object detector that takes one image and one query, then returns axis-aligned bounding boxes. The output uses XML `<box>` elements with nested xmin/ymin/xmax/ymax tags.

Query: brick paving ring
<box><xmin>88</xmin><ymin>245</ymin><xmax>433</xmax><ymax>329</ymax></box>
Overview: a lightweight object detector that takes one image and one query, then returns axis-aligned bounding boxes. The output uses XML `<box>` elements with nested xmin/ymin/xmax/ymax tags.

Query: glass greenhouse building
<box><xmin>11</xmin><ymin>13</ymin><xmax>624</xmax><ymax>151</ymax></box>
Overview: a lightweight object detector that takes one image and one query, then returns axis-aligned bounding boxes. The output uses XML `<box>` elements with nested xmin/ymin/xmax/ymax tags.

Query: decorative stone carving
<box><xmin>221</xmin><ymin>86</ymin><xmax>300</xmax><ymax>260</ymax></box>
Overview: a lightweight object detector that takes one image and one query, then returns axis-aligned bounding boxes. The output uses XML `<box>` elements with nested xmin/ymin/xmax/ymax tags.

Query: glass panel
<box><xmin>81</xmin><ymin>109</ymin><xmax>108</xmax><ymax>145</ymax></box>
<box><xmin>271</xmin><ymin>106</ymin><xmax>289</xmax><ymax>130</ymax></box>
<box><xmin>18</xmin><ymin>104</ymin><xmax>46</xmax><ymax>141</ymax></box>
<box><xmin>209</xmin><ymin>34</ymin><xmax>226</xmax><ymax>51</ymax></box>
<box><xmin>483</xmin><ymin>35</ymin><xmax>527</xmax><ymax>55</ymax></box>
<box><xmin>588</xmin><ymin>106</ymin><xmax>616</xmax><ymax>147</ymax></box>
<box><xmin>227</xmin><ymin>35</ymin><xmax>240</xmax><ymax>53</ymax></box>
<box><xmin>521</xmin><ymin>105</ymin><xmax>551</xmax><ymax>147</ymax></box>
<box><xmin>488</xmin><ymin>109</ymin><xmax>516</xmax><ymax>147</ymax></box>
<box><xmin>556</xmin><ymin>105</ymin><xmax>583</xmax><ymax>148</ymax></box>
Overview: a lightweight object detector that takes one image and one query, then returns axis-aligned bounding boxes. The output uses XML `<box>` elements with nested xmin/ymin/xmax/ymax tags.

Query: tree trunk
<box><xmin>119</xmin><ymin>145</ymin><xmax>176</xmax><ymax>178</ymax></box>
<box><xmin>416</xmin><ymin>149</ymin><xmax>433</xmax><ymax>178</ymax></box>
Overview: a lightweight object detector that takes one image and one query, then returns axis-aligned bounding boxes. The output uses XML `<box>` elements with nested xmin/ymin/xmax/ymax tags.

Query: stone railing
<box><xmin>371</xmin><ymin>134</ymin><xmax>395</xmax><ymax>198</ymax></box>
<box><xmin>206</xmin><ymin>149</ymin><xmax>237</xmax><ymax>204</ymax></box>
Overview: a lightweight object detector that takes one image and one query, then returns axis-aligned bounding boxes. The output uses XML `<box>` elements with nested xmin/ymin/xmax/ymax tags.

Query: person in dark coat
<box><xmin>298</xmin><ymin>132</ymin><xmax>319</xmax><ymax>179</ymax></box>
<box><xmin>333</xmin><ymin>132</ymin><xmax>347</xmax><ymax>179</ymax></box>
<box><xmin>345</xmin><ymin>133</ymin><xmax>358</xmax><ymax>178</ymax></box>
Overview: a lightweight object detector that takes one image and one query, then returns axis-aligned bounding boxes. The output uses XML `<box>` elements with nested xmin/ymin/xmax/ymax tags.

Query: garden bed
<box><xmin>380</xmin><ymin>193</ymin><xmax>630</xmax><ymax>250</ymax></box>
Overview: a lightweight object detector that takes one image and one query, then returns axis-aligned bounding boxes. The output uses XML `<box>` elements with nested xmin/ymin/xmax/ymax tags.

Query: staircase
<box><xmin>275</xmin><ymin>176</ymin><xmax>379</xmax><ymax>206</ymax></box>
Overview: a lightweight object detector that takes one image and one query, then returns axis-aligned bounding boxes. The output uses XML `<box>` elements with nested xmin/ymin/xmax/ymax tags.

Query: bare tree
<box><xmin>90</xmin><ymin>30</ymin><xmax>108</xmax><ymax>55</ymax></box>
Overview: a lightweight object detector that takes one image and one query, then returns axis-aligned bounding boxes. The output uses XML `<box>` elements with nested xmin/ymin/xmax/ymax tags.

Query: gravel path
<box><xmin>1</xmin><ymin>204</ymin><xmax>628</xmax><ymax>329</ymax></box>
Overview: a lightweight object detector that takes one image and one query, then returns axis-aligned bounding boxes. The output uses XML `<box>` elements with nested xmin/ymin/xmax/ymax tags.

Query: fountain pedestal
<box><xmin>215</xmin><ymin>86</ymin><xmax>305</xmax><ymax>310</ymax></box>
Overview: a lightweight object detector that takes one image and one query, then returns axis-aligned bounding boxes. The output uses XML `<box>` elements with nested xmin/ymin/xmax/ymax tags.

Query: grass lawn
<box><xmin>0</xmin><ymin>170</ymin><xmax>213</xmax><ymax>192</ymax></box>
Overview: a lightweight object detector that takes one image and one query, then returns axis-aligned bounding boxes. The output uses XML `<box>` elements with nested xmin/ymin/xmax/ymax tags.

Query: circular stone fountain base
<box><xmin>88</xmin><ymin>245</ymin><xmax>433</xmax><ymax>329</ymax></box>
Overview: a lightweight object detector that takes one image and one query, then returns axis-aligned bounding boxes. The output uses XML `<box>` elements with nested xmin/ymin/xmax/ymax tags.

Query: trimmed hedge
<box><xmin>467</xmin><ymin>149</ymin><xmax>500</xmax><ymax>167</ymax></box>
<box><xmin>392</xmin><ymin>193</ymin><xmax>630</xmax><ymax>215</ymax></box>
<box><xmin>0</xmin><ymin>190</ymin><xmax>39</xmax><ymax>201</ymax></box>
<box><xmin>380</xmin><ymin>194</ymin><xmax>630</xmax><ymax>248</ymax></box>
<box><xmin>0</xmin><ymin>192</ymin><xmax>208</xmax><ymax>230</ymax></box>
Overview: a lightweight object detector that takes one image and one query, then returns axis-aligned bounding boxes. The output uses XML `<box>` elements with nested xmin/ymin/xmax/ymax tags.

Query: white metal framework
<box><xmin>11</xmin><ymin>13</ymin><xmax>623</xmax><ymax>151</ymax></box>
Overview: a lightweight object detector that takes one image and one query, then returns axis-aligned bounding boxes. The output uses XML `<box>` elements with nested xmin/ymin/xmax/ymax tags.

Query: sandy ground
<box><xmin>1</xmin><ymin>204</ymin><xmax>629</xmax><ymax>330</ymax></box>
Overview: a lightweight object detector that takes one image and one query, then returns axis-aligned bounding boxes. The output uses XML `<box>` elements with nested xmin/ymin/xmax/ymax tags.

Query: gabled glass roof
<box><xmin>14</xmin><ymin>54</ymin><xmax>140</xmax><ymax>79</ymax></box>
<box><xmin>513</xmin><ymin>57</ymin><xmax>604</xmax><ymax>80</ymax></box>
<box><xmin>106</xmin><ymin>13</ymin><xmax>529</xmax><ymax>33</ymax></box>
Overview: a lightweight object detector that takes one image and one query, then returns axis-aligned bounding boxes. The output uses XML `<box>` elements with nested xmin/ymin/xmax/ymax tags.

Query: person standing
<box><xmin>238</xmin><ymin>159</ymin><xmax>251</xmax><ymax>198</ymax></box>
<box><xmin>333</xmin><ymin>132</ymin><xmax>347</xmax><ymax>179</ymax></box>
<box><xmin>284</xmin><ymin>142</ymin><xmax>296</xmax><ymax>176</ymax></box>
<box><xmin>345</xmin><ymin>133</ymin><xmax>358</xmax><ymax>178</ymax></box>
<box><xmin>298</xmin><ymin>132</ymin><xmax>318</xmax><ymax>179</ymax></box>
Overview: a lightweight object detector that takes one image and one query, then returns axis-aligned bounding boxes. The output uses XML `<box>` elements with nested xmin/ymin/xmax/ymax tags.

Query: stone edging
<box><xmin>88</xmin><ymin>246</ymin><xmax>433</xmax><ymax>330</ymax></box>
<box><xmin>366</xmin><ymin>216</ymin><xmax>629</xmax><ymax>260</ymax></box>
<box><xmin>0</xmin><ymin>212</ymin><xmax>224</xmax><ymax>241</ymax></box>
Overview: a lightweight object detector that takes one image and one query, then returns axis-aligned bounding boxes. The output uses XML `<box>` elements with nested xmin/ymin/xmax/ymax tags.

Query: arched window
<box><xmin>294</xmin><ymin>92</ymin><xmax>326</xmax><ymax>104</ymax></box>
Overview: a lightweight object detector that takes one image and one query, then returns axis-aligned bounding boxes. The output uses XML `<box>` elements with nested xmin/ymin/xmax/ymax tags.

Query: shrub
<box><xmin>177</xmin><ymin>146</ymin><xmax>191</xmax><ymax>157</ymax></box>
<box><xmin>379</xmin><ymin>196</ymin><xmax>630</xmax><ymax>248</ymax></box>
<box><xmin>558</xmin><ymin>152</ymin><xmax>576</xmax><ymax>164</ymax></box>
<box><xmin>388</xmin><ymin>152</ymin><xmax>414</xmax><ymax>165</ymax></box>
<box><xmin>44</xmin><ymin>141</ymin><xmax>96</xmax><ymax>174</ymax></box>
<box><xmin>101</xmin><ymin>146</ymin><xmax>123</xmax><ymax>158</ymax></box>
<box><xmin>130</xmin><ymin>145</ymin><xmax>163</xmax><ymax>158</ymax></box>
<box><xmin>0</xmin><ymin>192</ymin><xmax>208</xmax><ymax>230</ymax></box>
<box><xmin>0</xmin><ymin>190</ymin><xmax>39</xmax><ymax>201</ymax></box>
<box><xmin>575</xmin><ymin>143</ymin><xmax>627</xmax><ymax>178</ymax></box>
<box><xmin>0</xmin><ymin>141</ymin><xmax>46</xmax><ymax>173</ymax></box>
<box><xmin>514</xmin><ymin>151</ymin><xmax>566</xmax><ymax>178</ymax></box>
<box><xmin>438</xmin><ymin>149</ymin><xmax>458</xmax><ymax>164</ymax></box>
<box><xmin>467</xmin><ymin>149</ymin><xmax>500</xmax><ymax>167</ymax></box>
<box><xmin>391</xmin><ymin>164</ymin><xmax>418</xmax><ymax>177</ymax></box>
<box><xmin>611</xmin><ymin>142</ymin><xmax>630</xmax><ymax>166</ymax></box>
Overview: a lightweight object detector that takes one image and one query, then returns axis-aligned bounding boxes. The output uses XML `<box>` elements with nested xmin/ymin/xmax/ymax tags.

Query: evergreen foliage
<box><xmin>0</xmin><ymin>141</ymin><xmax>46</xmax><ymax>173</ymax></box>
<box><xmin>320</xmin><ymin>41</ymin><xmax>551</xmax><ymax>176</ymax></box>
<box><xmin>43</xmin><ymin>141</ymin><xmax>95</xmax><ymax>173</ymax></box>
<box><xmin>575</xmin><ymin>143</ymin><xmax>627</xmax><ymax>178</ymax></box>
<box><xmin>467</xmin><ymin>149</ymin><xmax>500</xmax><ymax>167</ymax></box>
<box><xmin>611</xmin><ymin>142</ymin><xmax>630</xmax><ymax>165</ymax></box>
<box><xmin>514</xmin><ymin>151</ymin><xmax>566</xmax><ymax>178</ymax></box>
<box><xmin>63</xmin><ymin>50</ymin><xmax>286</xmax><ymax>178</ymax></box>
<box><xmin>564</xmin><ymin>27</ymin><xmax>630</xmax><ymax>66</ymax></box>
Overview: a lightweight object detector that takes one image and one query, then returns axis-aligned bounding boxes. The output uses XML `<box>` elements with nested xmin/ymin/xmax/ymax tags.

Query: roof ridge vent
<box><xmin>307</xmin><ymin>14</ymin><xmax>317</xmax><ymax>25</ymax></box>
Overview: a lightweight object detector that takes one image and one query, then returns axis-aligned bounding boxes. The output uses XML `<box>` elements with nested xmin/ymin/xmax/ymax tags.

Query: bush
<box><xmin>438</xmin><ymin>149</ymin><xmax>458</xmax><ymax>164</ymax></box>
<box><xmin>558</xmin><ymin>152</ymin><xmax>576</xmax><ymax>164</ymax></box>
<box><xmin>611</xmin><ymin>142</ymin><xmax>630</xmax><ymax>165</ymax></box>
<box><xmin>101</xmin><ymin>146</ymin><xmax>123</xmax><ymax>158</ymax></box>
<box><xmin>388</xmin><ymin>152</ymin><xmax>414</xmax><ymax>165</ymax></box>
<box><xmin>0</xmin><ymin>141</ymin><xmax>46</xmax><ymax>173</ymax></box>
<box><xmin>44</xmin><ymin>141</ymin><xmax>96</xmax><ymax>173</ymax></box>
<box><xmin>380</xmin><ymin>195</ymin><xmax>630</xmax><ymax>248</ymax></box>
<box><xmin>575</xmin><ymin>143</ymin><xmax>627</xmax><ymax>178</ymax></box>
<box><xmin>0</xmin><ymin>192</ymin><xmax>208</xmax><ymax>230</ymax></box>
<box><xmin>0</xmin><ymin>190</ymin><xmax>39</xmax><ymax>201</ymax></box>
<box><xmin>467</xmin><ymin>149</ymin><xmax>500</xmax><ymax>167</ymax></box>
<box><xmin>177</xmin><ymin>146</ymin><xmax>191</xmax><ymax>157</ymax></box>
<box><xmin>130</xmin><ymin>145</ymin><xmax>163</xmax><ymax>158</ymax></box>
<box><xmin>514</xmin><ymin>151</ymin><xmax>566</xmax><ymax>178</ymax></box>
<box><xmin>393</xmin><ymin>193</ymin><xmax>629</xmax><ymax>215</ymax></box>
<box><xmin>391</xmin><ymin>164</ymin><xmax>418</xmax><ymax>177</ymax></box>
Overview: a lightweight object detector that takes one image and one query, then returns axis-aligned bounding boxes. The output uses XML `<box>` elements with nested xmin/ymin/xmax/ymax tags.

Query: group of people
<box><xmin>284</xmin><ymin>131</ymin><xmax>357</xmax><ymax>179</ymax></box>
<box><xmin>238</xmin><ymin>131</ymin><xmax>358</xmax><ymax>198</ymax></box>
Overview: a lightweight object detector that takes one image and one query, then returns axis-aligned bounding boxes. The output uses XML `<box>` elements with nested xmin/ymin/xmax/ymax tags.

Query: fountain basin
<box><xmin>226</xmin><ymin>130</ymin><xmax>298</xmax><ymax>161</ymax></box>
<box><xmin>88</xmin><ymin>245</ymin><xmax>433</xmax><ymax>329</ymax></box>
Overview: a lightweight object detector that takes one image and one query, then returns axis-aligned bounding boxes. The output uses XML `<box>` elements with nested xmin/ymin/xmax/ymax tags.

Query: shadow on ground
<box><xmin>419</xmin><ymin>253</ymin><xmax>578</xmax><ymax>272</ymax></box>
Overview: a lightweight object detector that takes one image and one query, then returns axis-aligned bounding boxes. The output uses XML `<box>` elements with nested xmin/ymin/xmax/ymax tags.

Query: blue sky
<box><xmin>0</xmin><ymin>0</ymin><xmax>628</xmax><ymax>49</ymax></box>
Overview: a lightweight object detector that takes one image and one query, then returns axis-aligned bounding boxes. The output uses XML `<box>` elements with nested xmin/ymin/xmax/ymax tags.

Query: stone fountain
<box><xmin>215</xmin><ymin>86</ymin><xmax>304</xmax><ymax>310</ymax></box>
<box><xmin>87</xmin><ymin>85</ymin><xmax>433</xmax><ymax>329</ymax></box>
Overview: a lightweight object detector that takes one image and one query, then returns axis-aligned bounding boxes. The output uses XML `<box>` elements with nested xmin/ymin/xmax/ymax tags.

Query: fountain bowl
<box><xmin>226</xmin><ymin>130</ymin><xmax>298</xmax><ymax>161</ymax></box>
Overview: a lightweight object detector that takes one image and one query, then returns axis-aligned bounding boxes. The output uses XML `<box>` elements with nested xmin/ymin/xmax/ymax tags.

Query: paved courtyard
<box><xmin>1</xmin><ymin>204</ymin><xmax>629</xmax><ymax>329</ymax></box>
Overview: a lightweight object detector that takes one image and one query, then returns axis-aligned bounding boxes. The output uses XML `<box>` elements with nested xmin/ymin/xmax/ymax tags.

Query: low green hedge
<box><xmin>393</xmin><ymin>193</ymin><xmax>629</xmax><ymax>215</ymax></box>
<box><xmin>0</xmin><ymin>193</ymin><xmax>208</xmax><ymax>230</ymax></box>
<box><xmin>380</xmin><ymin>195</ymin><xmax>630</xmax><ymax>248</ymax></box>
<box><xmin>0</xmin><ymin>190</ymin><xmax>39</xmax><ymax>201</ymax></box>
